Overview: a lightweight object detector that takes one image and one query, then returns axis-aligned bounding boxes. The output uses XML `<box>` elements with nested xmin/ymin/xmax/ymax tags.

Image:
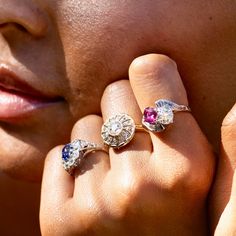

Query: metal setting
<box><xmin>101</xmin><ymin>113</ymin><xmax>142</xmax><ymax>148</ymax></box>
<box><xmin>142</xmin><ymin>99</ymin><xmax>191</xmax><ymax>132</ymax></box>
<box><xmin>62</xmin><ymin>139</ymin><xmax>105</xmax><ymax>175</ymax></box>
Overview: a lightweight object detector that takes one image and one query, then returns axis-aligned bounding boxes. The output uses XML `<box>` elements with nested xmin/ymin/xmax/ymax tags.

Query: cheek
<box><xmin>52</xmin><ymin>0</ymin><xmax>231</xmax><ymax>118</ymax></box>
<box><xmin>53</xmin><ymin>2</ymin><xmax>150</xmax><ymax>116</ymax></box>
<box><xmin>55</xmin><ymin>1</ymin><xmax>158</xmax><ymax>81</ymax></box>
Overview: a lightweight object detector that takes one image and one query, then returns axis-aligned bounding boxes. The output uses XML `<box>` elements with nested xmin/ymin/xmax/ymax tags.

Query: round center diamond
<box><xmin>102</xmin><ymin>114</ymin><xmax>135</xmax><ymax>148</ymax></box>
<box><xmin>109</xmin><ymin>121</ymin><xmax>123</xmax><ymax>136</ymax></box>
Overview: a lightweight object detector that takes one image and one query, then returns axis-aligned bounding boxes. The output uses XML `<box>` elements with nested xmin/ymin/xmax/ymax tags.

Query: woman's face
<box><xmin>0</xmin><ymin>0</ymin><xmax>235</xmax><ymax>181</ymax></box>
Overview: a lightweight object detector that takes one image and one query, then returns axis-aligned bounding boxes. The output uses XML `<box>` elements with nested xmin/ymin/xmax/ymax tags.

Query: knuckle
<box><xmin>71</xmin><ymin>114</ymin><xmax>102</xmax><ymax>135</ymax></box>
<box><xmin>111</xmin><ymin>176</ymin><xmax>154</xmax><ymax>213</ymax></box>
<box><xmin>161</xmin><ymin>160</ymin><xmax>211</xmax><ymax>197</ymax></box>
<box><xmin>102</xmin><ymin>80</ymin><xmax>131</xmax><ymax>103</ymax></box>
<box><xmin>130</xmin><ymin>54</ymin><xmax>177</xmax><ymax>77</ymax></box>
<box><xmin>160</xmin><ymin>171</ymin><xmax>186</xmax><ymax>193</ymax></box>
<box><xmin>78</xmin><ymin>202</ymin><xmax>103</xmax><ymax>227</ymax></box>
<box><xmin>72</xmin><ymin>194</ymin><xmax>108</xmax><ymax>232</ymax></box>
<box><xmin>106</xmin><ymin>177</ymin><xmax>138</xmax><ymax>216</ymax></box>
<box><xmin>150</xmin><ymin>54</ymin><xmax>177</xmax><ymax>71</ymax></box>
<box><xmin>119</xmin><ymin>180</ymin><xmax>140</xmax><ymax>200</ymax></box>
<box><xmin>40</xmin><ymin>205</ymin><xmax>71</xmax><ymax>236</ymax></box>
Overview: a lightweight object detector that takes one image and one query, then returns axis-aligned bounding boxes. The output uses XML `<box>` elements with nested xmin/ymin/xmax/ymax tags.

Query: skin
<box><xmin>40</xmin><ymin>55</ymin><xmax>215</xmax><ymax>235</ymax></box>
<box><xmin>0</xmin><ymin>0</ymin><xmax>235</xmax><ymax>235</ymax></box>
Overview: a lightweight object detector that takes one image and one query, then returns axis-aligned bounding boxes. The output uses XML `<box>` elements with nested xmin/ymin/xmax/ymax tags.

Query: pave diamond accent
<box><xmin>101</xmin><ymin>114</ymin><xmax>135</xmax><ymax>148</ymax></box>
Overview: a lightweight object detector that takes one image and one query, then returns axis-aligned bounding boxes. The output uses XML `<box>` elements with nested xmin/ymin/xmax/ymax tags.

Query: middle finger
<box><xmin>101</xmin><ymin>80</ymin><xmax>152</xmax><ymax>173</ymax></box>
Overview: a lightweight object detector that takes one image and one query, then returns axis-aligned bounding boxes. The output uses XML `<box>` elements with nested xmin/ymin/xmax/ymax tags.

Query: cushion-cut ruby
<box><xmin>144</xmin><ymin>107</ymin><xmax>158</xmax><ymax>124</ymax></box>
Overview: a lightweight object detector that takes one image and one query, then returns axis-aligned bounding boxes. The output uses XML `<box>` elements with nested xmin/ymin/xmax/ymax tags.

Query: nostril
<box><xmin>0</xmin><ymin>23</ymin><xmax>27</xmax><ymax>33</ymax></box>
<box><xmin>0</xmin><ymin>22</ymin><xmax>27</xmax><ymax>31</ymax></box>
<box><xmin>0</xmin><ymin>2</ymin><xmax>48</xmax><ymax>38</ymax></box>
<box><xmin>0</xmin><ymin>23</ymin><xmax>7</xmax><ymax>29</ymax></box>
<box><xmin>15</xmin><ymin>23</ymin><xmax>27</xmax><ymax>33</ymax></box>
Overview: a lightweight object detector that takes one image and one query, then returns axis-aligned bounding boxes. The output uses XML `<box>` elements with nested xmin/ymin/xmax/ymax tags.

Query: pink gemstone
<box><xmin>144</xmin><ymin>107</ymin><xmax>158</xmax><ymax>124</ymax></box>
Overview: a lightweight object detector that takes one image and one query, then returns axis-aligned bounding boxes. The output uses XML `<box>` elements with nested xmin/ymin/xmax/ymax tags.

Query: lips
<box><xmin>0</xmin><ymin>63</ymin><xmax>63</xmax><ymax>121</ymax></box>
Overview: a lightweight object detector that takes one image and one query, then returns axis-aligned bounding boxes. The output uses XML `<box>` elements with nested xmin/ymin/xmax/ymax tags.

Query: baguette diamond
<box><xmin>101</xmin><ymin>114</ymin><xmax>135</xmax><ymax>148</ymax></box>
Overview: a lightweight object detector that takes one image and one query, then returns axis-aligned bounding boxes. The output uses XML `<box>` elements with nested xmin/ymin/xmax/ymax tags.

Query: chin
<box><xmin>0</xmin><ymin>149</ymin><xmax>44</xmax><ymax>183</ymax></box>
<box><xmin>0</xmin><ymin>114</ymin><xmax>73</xmax><ymax>182</ymax></box>
<box><xmin>0</xmin><ymin>128</ymin><xmax>48</xmax><ymax>182</ymax></box>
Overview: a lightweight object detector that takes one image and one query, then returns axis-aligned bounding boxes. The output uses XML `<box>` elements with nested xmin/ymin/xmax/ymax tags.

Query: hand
<box><xmin>209</xmin><ymin>103</ymin><xmax>236</xmax><ymax>235</ymax></box>
<box><xmin>40</xmin><ymin>54</ymin><xmax>215</xmax><ymax>236</ymax></box>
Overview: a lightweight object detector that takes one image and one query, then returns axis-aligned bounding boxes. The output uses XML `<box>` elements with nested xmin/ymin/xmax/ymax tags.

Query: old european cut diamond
<box><xmin>101</xmin><ymin>114</ymin><xmax>135</xmax><ymax>148</ymax></box>
<box><xmin>109</xmin><ymin>120</ymin><xmax>123</xmax><ymax>136</ymax></box>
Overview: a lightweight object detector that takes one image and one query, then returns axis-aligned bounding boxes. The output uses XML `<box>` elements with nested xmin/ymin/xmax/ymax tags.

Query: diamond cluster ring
<box><xmin>101</xmin><ymin>113</ymin><xmax>145</xmax><ymax>149</ymax></box>
<box><xmin>142</xmin><ymin>99</ymin><xmax>191</xmax><ymax>132</ymax></box>
<box><xmin>62</xmin><ymin>139</ymin><xmax>106</xmax><ymax>175</ymax></box>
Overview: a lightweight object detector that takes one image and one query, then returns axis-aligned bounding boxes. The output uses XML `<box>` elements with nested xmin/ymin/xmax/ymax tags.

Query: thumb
<box><xmin>210</xmin><ymin>102</ymin><xmax>236</xmax><ymax>231</ymax></box>
<box><xmin>221</xmin><ymin>102</ymin><xmax>236</xmax><ymax>166</ymax></box>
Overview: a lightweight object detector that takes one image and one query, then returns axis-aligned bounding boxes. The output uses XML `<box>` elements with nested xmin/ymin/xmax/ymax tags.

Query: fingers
<box><xmin>71</xmin><ymin>115</ymin><xmax>110</xmax><ymax>175</ymax></box>
<box><xmin>221</xmin><ymin>102</ymin><xmax>236</xmax><ymax>201</ymax></box>
<box><xmin>129</xmin><ymin>54</ymin><xmax>190</xmax><ymax>145</ymax></box>
<box><xmin>71</xmin><ymin>115</ymin><xmax>110</xmax><ymax>199</ymax></box>
<box><xmin>210</xmin><ymin>103</ymin><xmax>236</xmax><ymax>229</ymax></box>
<box><xmin>101</xmin><ymin>80</ymin><xmax>152</xmax><ymax>171</ymax></box>
<box><xmin>130</xmin><ymin>54</ymin><xmax>186</xmax><ymax>105</ymax></box>
<box><xmin>129</xmin><ymin>54</ymin><xmax>210</xmax><ymax>154</ymax></box>
<box><xmin>221</xmin><ymin>102</ymin><xmax>236</xmax><ymax>165</ymax></box>
<box><xmin>41</xmin><ymin>115</ymin><xmax>109</xmax><ymax>213</ymax></box>
<box><xmin>129</xmin><ymin>54</ymin><xmax>214</xmax><ymax>193</ymax></box>
<box><xmin>40</xmin><ymin>145</ymin><xmax>74</xmax><ymax>219</ymax></box>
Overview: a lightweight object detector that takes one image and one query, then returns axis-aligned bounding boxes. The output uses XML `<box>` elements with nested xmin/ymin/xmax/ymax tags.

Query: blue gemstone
<box><xmin>62</xmin><ymin>144</ymin><xmax>71</xmax><ymax>161</ymax></box>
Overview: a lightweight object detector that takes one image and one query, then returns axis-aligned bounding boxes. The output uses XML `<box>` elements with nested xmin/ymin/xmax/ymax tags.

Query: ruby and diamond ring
<box><xmin>142</xmin><ymin>99</ymin><xmax>191</xmax><ymax>132</ymax></box>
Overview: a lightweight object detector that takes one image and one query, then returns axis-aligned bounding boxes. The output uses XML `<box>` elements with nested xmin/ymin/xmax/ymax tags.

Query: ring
<box><xmin>142</xmin><ymin>99</ymin><xmax>191</xmax><ymax>132</ymax></box>
<box><xmin>101</xmin><ymin>113</ymin><xmax>145</xmax><ymax>148</ymax></box>
<box><xmin>62</xmin><ymin>139</ymin><xmax>106</xmax><ymax>175</ymax></box>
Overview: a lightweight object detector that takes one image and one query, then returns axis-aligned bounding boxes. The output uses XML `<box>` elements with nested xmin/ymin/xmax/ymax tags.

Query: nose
<box><xmin>0</xmin><ymin>0</ymin><xmax>48</xmax><ymax>38</ymax></box>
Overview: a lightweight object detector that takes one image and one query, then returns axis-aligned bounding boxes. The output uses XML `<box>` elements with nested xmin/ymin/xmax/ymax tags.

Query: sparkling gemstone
<box><xmin>144</xmin><ymin>107</ymin><xmax>158</xmax><ymax>124</ymax></box>
<box><xmin>62</xmin><ymin>144</ymin><xmax>71</xmax><ymax>161</ymax></box>
<box><xmin>109</xmin><ymin>120</ymin><xmax>123</xmax><ymax>136</ymax></box>
<box><xmin>157</xmin><ymin>105</ymin><xmax>174</xmax><ymax>124</ymax></box>
<box><xmin>101</xmin><ymin>114</ymin><xmax>135</xmax><ymax>148</ymax></box>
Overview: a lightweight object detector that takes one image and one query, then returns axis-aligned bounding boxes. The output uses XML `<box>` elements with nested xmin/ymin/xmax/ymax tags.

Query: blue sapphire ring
<box><xmin>62</xmin><ymin>139</ymin><xmax>106</xmax><ymax>175</ymax></box>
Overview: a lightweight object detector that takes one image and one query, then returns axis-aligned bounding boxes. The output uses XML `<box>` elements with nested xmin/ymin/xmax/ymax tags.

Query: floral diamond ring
<box><xmin>101</xmin><ymin>113</ymin><xmax>144</xmax><ymax>149</ymax></box>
